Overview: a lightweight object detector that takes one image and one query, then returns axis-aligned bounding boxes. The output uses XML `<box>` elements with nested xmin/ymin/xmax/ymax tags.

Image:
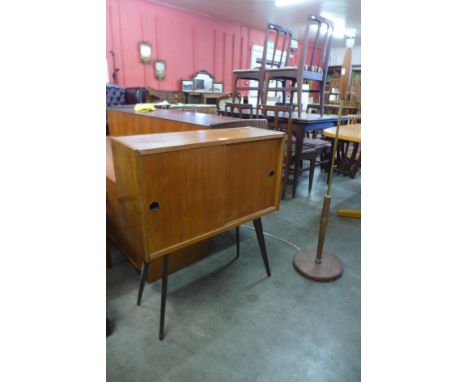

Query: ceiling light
<box><xmin>345</xmin><ymin>37</ymin><xmax>355</xmax><ymax>48</ymax></box>
<box><xmin>275</xmin><ymin>0</ymin><xmax>309</xmax><ymax>6</ymax></box>
<box><xmin>319</xmin><ymin>12</ymin><xmax>349</xmax><ymax>39</ymax></box>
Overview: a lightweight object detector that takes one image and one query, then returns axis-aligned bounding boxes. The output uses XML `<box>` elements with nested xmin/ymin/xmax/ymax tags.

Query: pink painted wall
<box><xmin>106</xmin><ymin>0</ymin><xmax>278</xmax><ymax>92</ymax></box>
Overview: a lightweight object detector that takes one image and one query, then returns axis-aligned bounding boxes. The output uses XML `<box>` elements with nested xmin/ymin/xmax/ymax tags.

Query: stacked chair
<box><xmin>263</xmin><ymin>15</ymin><xmax>334</xmax><ymax>115</ymax></box>
<box><xmin>232</xmin><ymin>23</ymin><xmax>293</xmax><ymax>107</ymax></box>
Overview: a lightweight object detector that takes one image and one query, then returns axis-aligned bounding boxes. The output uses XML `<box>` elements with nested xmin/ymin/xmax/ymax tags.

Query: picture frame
<box><xmin>154</xmin><ymin>59</ymin><xmax>166</xmax><ymax>80</ymax></box>
<box><xmin>212</xmin><ymin>82</ymin><xmax>224</xmax><ymax>93</ymax></box>
<box><xmin>181</xmin><ymin>80</ymin><xmax>194</xmax><ymax>92</ymax></box>
<box><xmin>138</xmin><ymin>41</ymin><xmax>152</xmax><ymax>64</ymax></box>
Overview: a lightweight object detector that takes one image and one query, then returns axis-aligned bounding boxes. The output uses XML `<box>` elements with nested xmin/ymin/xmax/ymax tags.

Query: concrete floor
<box><xmin>107</xmin><ymin>170</ymin><xmax>361</xmax><ymax>382</ymax></box>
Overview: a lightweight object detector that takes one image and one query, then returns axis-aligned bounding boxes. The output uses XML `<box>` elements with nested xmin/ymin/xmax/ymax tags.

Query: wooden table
<box><xmin>108</xmin><ymin>106</ymin><xmax>268</xmax><ymax>136</ymax></box>
<box><xmin>323</xmin><ymin>123</ymin><xmax>361</xmax><ymax>178</ymax></box>
<box><xmin>323</xmin><ymin>123</ymin><xmax>361</xmax><ymax>219</ymax></box>
<box><xmin>154</xmin><ymin>103</ymin><xmax>217</xmax><ymax>114</ymax></box>
<box><xmin>309</xmin><ymin>103</ymin><xmax>360</xmax><ymax>114</ymax></box>
<box><xmin>219</xmin><ymin>109</ymin><xmax>348</xmax><ymax>196</ymax></box>
<box><xmin>184</xmin><ymin>91</ymin><xmax>230</xmax><ymax>104</ymax></box>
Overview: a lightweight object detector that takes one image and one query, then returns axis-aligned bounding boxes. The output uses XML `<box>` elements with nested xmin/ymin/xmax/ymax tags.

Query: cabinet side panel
<box><xmin>111</xmin><ymin>140</ymin><xmax>146</xmax><ymax>260</ymax></box>
<box><xmin>141</xmin><ymin>146</ymin><xmax>226</xmax><ymax>257</ymax></box>
<box><xmin>224</xmin><ymin>139</ymin><xmax>282</xmax><ymax>222</ymax></box>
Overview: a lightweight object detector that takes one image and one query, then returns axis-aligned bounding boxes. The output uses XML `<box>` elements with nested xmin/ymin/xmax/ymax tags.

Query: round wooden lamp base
<box><xmin>293</xmin><ymin>248</ymin><xmax>343</xmax><ymax>282</ymax></box>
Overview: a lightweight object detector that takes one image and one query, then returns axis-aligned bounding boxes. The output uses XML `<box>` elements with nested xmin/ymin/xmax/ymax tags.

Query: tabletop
<box><xmin>219</xmin><ymin>109</ymin><xmax>345</xmax><ymax>124</ymax></box>
<box><xmin>112</xmin><ymin>126</ymin><xmax>284</xmax><ymax>155</ymax></box>
<box><xmin>109</xmin><ymin>106</ymin><xmax>248</xmax><ymax>127</ymax></box>
<box><xmin>323</xmin><ymin>123</ymin><xmax>361</xmax><ymax>143</ymax></box>
<box><xmin>309</xmin><ymin>103</ymin><xmax>360</xmax><ymax>111</ymax></box>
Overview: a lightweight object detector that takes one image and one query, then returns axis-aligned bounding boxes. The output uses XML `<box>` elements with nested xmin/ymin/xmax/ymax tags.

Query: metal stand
<box><xmin>106</xmin><ymin>317</ymin><xmax>112</xmax><ymax>337</ymax></box>
<box><xmin>253</xmin><ymin>218</ymin><xmax>271</xmax><ymax>277</ymax></box>
<box><xmin>292</xmin><ymin>103</ymin><xmax>345</xmax><ymax>282</ymax></box>
<box><xmin>137</xmin><ymin>261</ymin><xmax>149</xmax><ymax>305</ymax></box>
<box><xmin>139</xmin><ymin>222</ymin><xmax>269</xmax><ymax>340</ymax></box>
<box><xmin>235</xmin><ymin>226</ymin><xmax>240</xmax><ymax>259</ymax></box>
<box><xmin>159</xmin><ymin>254</ymin><xmax>170</xmax><ymax>340</ymax></box>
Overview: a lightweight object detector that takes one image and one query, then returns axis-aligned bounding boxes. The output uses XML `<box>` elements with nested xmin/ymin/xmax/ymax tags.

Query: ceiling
<box><xmin>151</xmin><ymin>0</ymin><xmax>361</xmax><ymax>47</ymax></box>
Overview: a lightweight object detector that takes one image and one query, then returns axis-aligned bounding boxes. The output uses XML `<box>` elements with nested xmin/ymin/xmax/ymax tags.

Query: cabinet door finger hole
<box><xmin>149</xmin><ymin>202</ymin><xmax>159</xmax><ymax>212</ymax></box>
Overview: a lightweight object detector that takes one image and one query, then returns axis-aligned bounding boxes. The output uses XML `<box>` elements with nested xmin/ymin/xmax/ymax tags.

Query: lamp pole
<box><xmin>292</xmin><ymin>102</ymin><xmax>344</xmax><ymax>281</ymax></box>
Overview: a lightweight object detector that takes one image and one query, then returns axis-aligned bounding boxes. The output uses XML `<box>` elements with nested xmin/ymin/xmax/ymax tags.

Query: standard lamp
<box><xmin>292</xmin><ymin>103</ymin><xmax>345</xmax><ymax>281</ymax></box>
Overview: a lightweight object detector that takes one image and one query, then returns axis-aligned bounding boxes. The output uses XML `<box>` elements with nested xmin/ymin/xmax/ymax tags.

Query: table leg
<box><xmin>292</xmin><ymin>126</ymin><xmax>304</xmax><ymax>198</ymax></box>
<box><xmin>282</xmin><ymin>125</ymin><xmax>293</xmax><ymax>199</ymax></box>
<box><xmin>253</xmin><ymin>218</ymin><xmax>271</xmax><ymax>277</ymax></box>
<box><xmin>236</xmin><ymin>226</ymin><xmax>240</xmax><ymax>259</ymax></box>
<box><xmin>159</xmin><ymin>254</ymin><xmax>170</xmax><ymax>341</ymax></box>
<box><xmin>137</xmin><ymin>261</ymin><xmax>149</xmax><ymax>306</ymax></box>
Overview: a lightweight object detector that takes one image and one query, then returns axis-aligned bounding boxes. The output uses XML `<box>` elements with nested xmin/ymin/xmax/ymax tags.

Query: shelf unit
<box><xmin>324</xmin><ymin>65</ymin><xmax>361</xmax><ymax>107</ymax></box>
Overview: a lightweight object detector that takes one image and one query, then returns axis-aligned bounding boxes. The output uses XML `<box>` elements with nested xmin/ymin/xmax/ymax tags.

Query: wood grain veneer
<box><xmin>107</xmin><ymin>137</ymin><xmax>208</xmax><ymax>282</ymax></box>
<box><xmin>111</xmin><ymin>127</ymin><xmax>285</xmax><ymax>262</ymax></box>
<box><xmin>108</xmin><ymin>107</ymin><xmax>267</xmax><ymax>136</ymax></box>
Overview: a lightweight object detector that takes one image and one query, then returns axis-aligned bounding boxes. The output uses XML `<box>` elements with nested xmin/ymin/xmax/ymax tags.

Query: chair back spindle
<box><xmin>301</xmin><ymin>15</ymin><xmax>334</xmax><ymax>74</ymax></box>
<box><xmin>261</xmin><ymin>23</ymin><xmax>293</xmax><ymax>70</ymax></box>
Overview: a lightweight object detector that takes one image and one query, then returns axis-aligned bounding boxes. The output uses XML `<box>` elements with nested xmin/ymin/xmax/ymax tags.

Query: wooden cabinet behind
<box><xmin>111</xmin><ymin>127</ymin><xmax>285</xmax><ymax>262</ymax></box>
<box><xmin>108</xmin><ymin>107</ymin><xmax>268</xmax><ymax>137</ymax></box>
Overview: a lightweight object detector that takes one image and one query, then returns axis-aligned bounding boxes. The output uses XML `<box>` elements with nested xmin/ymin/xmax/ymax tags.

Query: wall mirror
<box><xmin>192</xmin><ymin>70</ymin><xmax>214</xmax><ymax>92</ymax></box>
<box><xmin>139</xmin><ymin>41</ymin><xmax>152</xmax><ymax>64</ymax></box>
<box><xmin>154</xmin><ymin>59</ymin><xmax>166</xmax><ymax>80</ymax></box>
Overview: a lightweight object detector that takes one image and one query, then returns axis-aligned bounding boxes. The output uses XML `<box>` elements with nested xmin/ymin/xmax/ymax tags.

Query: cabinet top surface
<box><xmin>111</xmin><ymin>127</ymin><xmax>284</xmax><ymax>155</ymax></box>
<box><xmin>107</xmin><ymin>107</ymin><xmax>250</xmax><ymax>127</ymax></box>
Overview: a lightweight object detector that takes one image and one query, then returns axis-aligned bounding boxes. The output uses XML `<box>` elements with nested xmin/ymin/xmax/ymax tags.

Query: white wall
<box><xmin>329</xmin><ymin>45</ymin><xmax>361</xmax><ymax>66</ymax></box>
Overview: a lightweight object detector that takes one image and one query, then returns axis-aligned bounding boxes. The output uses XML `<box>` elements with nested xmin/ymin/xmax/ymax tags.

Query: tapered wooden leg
<box><xmin>159</xmin><ymin>255</ymin><xmax>170</xmax><ymax>341</ymax></box>
<box><xmin>292</xmin><ymin>132</ymin><xmax>304</xmax><ymax>199</ymax></box>
<box><xmin>106</xmin><ymin>236</ymin><xmax>112</xmax><ymax>269</ymax></box>
<box><xmin>319</xmin><ymin>82</ymin><xmax>325</xmax><ymax>116</ymax></box>
<box><xmin>137</xmin><ymin>261</ymin><xmax>149</xmax><ymax>306</ymax></box>
<box><xmin>236</xmin><ymin>226</ymin><xmax>240</xmax><ymax>259</ymax></box>
<box><xmin>296</xmin><ymin>80</ymin><xmax>303</xmax><ymax>114</ymax></box>
<box><xmin>308</xmin><ymin>155</ymin><xmax>317</xmax><ymax>192</ymax></box>
<box><xmin>253</xmin><ymin>218</ymin><xmax>271</xmax><ymax>277</ymax></box>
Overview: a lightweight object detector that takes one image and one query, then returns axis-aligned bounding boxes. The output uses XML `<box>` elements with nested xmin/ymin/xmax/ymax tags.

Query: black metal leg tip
<box><xmin>159</xmin><ymin>334</ymin><xmax>165</xmax><ymax>341</ymax></box>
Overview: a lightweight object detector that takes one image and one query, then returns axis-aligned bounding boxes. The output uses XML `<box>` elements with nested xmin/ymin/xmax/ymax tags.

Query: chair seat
<box><xmin>265</xmin><ymin>66</ymin><xmax>297</xmax><ymax>71</ymax></box>
<box><xmin>303</xmin><ymin>138</ymin><xmax>331</xmax><ymax>148</ymax></box>
<box><xmin>233</xmin><ymin>68</ymin><xmax>260</xmax><ymax>73</ymax></box>
<box><xmin>265</xmin><ymin>65</ymin><xmax>323</xmax><ymax>73</ymax></box>
<box><xmin>291</xmin><ymin>136</ymin><xmax>331</xmax><ymax>149</ymax></box>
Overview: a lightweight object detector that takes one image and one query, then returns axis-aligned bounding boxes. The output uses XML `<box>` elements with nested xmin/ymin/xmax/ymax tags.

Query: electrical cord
<box><xmin>240</xmin><ymin>225</ymin><xmax>301</xmax><ymax>251</ymax></box>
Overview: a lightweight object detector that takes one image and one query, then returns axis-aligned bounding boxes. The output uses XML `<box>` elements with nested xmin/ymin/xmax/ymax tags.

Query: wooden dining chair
<box><xmin>340</xmin><ymin>114</ymin><xmax>361</xmax><ymax>160</ymax></box>
<box><xmin>224</xmin><ymin>102</ymin><xmax>254</xmax><ymax>119</ymax></box>
<box><xmin>215</xmin><ymin>94</ymin><xmax>234</xmax><ymax>116</ymax></box>
<box><xmin>233</xmin><ymin>23</ymin><xmax>293</xmax><ymax>107</ymax></box>
<box><xmin>263</xmin><ymin>15</ymin><xmax>334</xmax><ymax>115</ymax></box>
<box><xmin>298</xmin><ymin>137</ymin><xmax>332</xmax><ymax>195</ymax></box>
<box><xmin>257</xmin><ymin>104</ymin><xmax>294</xmax><ymax>198</ymax></box>
<box><xmin>347</xmin><ymin>114</ymin><xmax>361</xmax><ymax>125</ymax></box>
<box><xmin>257</xmin><ymin>104</ymin><xmax>330</xmax><ymax>196</ymax></box>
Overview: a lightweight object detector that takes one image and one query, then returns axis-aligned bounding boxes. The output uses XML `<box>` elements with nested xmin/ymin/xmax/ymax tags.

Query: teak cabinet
<box><xmin>107</xmin><ymin>107</ymin><xmax>268</xmax><ymax>136</ymax></box>
<box><xmin>111</xmin><ymin>127</ymin><xmax>285</xmax><ymax>262</ymax></box>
